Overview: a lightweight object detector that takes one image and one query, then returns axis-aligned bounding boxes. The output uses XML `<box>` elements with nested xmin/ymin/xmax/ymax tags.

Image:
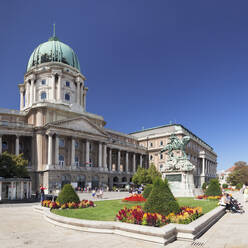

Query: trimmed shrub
<box><xmin>236</xmin><ymin>183</ymin><xmax>242</xmax><ymax>190</ymax></box>
<box><xmin>222</xmin><ymin>183</ymin><xmax>228</xmax><ymax>189</ymax></box>
<box><xmin>205</xmin><ymin>179</ymin><xmax>222</xmax><ymax>196</ymax></box>
<box><xmin>202</xmin><ymin>182</ymin><xmax>207</xmax><ymax>191</ymax></box>
<box><xmin>143</xmin><ymin>184</ymin><xmax>153</xmax><ymax>199</ymax></box>
<box><xmin>144</xmin><ymin>178</ymin><xmax>180</xmax><ymax>216</ymax></box>
<box><xmin>57</xmin><ymin>184</ymin><xmax>80</xmax><ymax>205</ymax></box>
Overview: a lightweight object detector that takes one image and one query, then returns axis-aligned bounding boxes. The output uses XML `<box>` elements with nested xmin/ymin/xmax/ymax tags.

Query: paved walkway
<box><xmin>0</xmin><ymin>192</ymin><xmax>247</xmax><ymax>248</ymax></box>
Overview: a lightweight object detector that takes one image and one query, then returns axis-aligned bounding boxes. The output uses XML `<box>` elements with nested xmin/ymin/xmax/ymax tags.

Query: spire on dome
<box><xmin>48</xmin><ymin>23</ymin><xmax>59</xmax><ymax>41</ymax></box>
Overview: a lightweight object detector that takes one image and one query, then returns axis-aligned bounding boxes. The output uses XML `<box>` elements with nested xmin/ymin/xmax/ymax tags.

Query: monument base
<box><xmin>162</xmin><ymin>171</ymin><xmax>197</xmax><ymax>197</ymax></box>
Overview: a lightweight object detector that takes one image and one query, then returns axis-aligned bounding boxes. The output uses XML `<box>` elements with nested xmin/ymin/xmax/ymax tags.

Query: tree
<box><xmin>57</xmin><ymin>184</ymin><xmax>80</xmax><ymax>205</ymax></box>
<box><xmin>144</xmin><ymin>178</ymin><xmax>180</xmax><ymax>216</ymax></box>
<box><xmin>227</xmin><ymin>161</ymin><xmax>248</xmax><ymax>186</ymax></box>
<box><xmin>0</xmin><ymin>152</ymin><xmax>28</xmax><ymax>178</ymax></box>
<box><xmin>142</xmin><ymin>184</ymin><xmax>153</xmax><ymax>198</ymax></box>
<box><xmin>205</xmin><ymin>179</ymin><xmax>222</xmax><ymax>196</ymax></box>
<box><xmin>132</xmin><ymin>164</ymin><xmax>162</xmax><ymax>185</ymax></box>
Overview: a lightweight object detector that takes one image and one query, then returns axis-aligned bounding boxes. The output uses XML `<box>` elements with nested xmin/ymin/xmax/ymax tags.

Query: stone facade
<box><xmin>130</xmin><ymin>125</ymin><xmax>217</xmax><ymax>188</ymax></box>
<box><xmin>0</xmin><ymin>36</ymin><xmax>148</xmax><ymax>194</ymax></box>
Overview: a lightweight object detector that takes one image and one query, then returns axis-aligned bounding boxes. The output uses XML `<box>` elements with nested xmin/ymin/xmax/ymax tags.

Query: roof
<box><xmin>27</xmin><ymin>35</ymin><xmax>80</xmax><ymax>72</ymax></box>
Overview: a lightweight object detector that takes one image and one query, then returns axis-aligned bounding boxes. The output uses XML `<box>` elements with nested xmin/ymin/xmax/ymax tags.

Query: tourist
<box><xmin>92</xmin><ymin>189</ymin><xmax>96</xmax><ymax>198</ymax></box>
<box><xmin>244</xmin><ymin>185</ymin><xmax>248</xmax><ymax>202</ymax></box>
<box><xmin>40</xmin><ymin>185</ymin><xmax>45</xmax><ymax>203</ymax></box>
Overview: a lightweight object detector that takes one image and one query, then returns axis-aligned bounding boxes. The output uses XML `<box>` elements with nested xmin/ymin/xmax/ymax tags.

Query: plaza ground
<box><xmin>0</xmin><ymin>192</ymin><xmax>247</xmax><ymax>248</ymax></box>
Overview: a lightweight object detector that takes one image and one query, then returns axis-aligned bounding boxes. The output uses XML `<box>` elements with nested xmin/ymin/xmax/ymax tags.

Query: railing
<box><xmin>0</xmin><ymin>121</ymin><xmax>33</xmax><ymax>129</ymax></box>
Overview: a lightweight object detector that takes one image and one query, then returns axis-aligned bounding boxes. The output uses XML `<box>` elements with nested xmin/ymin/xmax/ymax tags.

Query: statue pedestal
<box><xmin>162</xmin><ymin>171</ymin><xmax>196</xmax><ymax>197</ymax></box>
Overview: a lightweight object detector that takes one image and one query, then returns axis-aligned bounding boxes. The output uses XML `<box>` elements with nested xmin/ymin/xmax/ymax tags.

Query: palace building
<box><xmin>130</xmin><ymin>125</ymin><xmax>217</xmax><ymax>188</ymax></box>
<box><xmin>0</xmin><ymin>33</ymin><xmax>148</xmax><ymax>194</ymax></box>
<box><xmin>0</xmin><ymin>32</ymin><xmax>217</xmax><ymax>196</ymax></box>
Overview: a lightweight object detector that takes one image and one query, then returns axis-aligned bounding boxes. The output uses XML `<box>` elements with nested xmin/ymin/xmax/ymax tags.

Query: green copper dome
<box><xmin>27</xmin><ymin>36</ymin><xmax>81</xmax><ymax>72</ymax></box>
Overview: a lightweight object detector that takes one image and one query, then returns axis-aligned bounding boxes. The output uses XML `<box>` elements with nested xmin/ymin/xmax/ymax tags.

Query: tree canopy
<box><xmin>132</xmin><ymin>164</ymin><xmax>162</xmax><ymax>185</ymax></box>
<box><xmin>0</xmin><ymin>152</ymin><xmax>29</xmax><ymax>178</ymax></box>
<box><xmin>227</xmin><ymin>161</ymin><xmax>248</xmax><ymax>186</ymax></box>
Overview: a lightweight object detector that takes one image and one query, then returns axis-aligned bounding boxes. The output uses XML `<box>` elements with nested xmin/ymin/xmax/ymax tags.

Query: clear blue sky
<box><xmin>0</xmin><ymin>0</ymin><xmax>247</xmax><ymax>170</ymax></box>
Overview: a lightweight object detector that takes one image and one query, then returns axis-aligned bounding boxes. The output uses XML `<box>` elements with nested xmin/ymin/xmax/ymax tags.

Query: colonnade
<box><xmin>201</xmin><ymin>157</ymin><xmax>217</xmax><ymax>178</ymax></box>
<box><xmin>0</xmin><ymin>134</ymin><xmax>21</xmax><ymax>156</ymax></box>
<box><xmin>47</xmin><ymin>133</ymin><xmax>145</xmax><ymax>173</ymax></box>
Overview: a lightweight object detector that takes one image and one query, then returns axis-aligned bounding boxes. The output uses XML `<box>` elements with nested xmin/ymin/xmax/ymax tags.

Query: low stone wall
<box><xmin>34</xmin><ymin>206</ymin><xmax>225</xmax><ymax>245</ymax></box>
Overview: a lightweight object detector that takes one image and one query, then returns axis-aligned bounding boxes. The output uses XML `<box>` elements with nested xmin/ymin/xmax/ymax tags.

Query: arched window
<box><xmin>65</xmin><ymin>93</ymin><xmax>70</xmax><ymax>101</ymax></box>
<box><xmin>41</xmin><ymin>92</ymin><xmax>46</xmax><ymax>100</ymax></box>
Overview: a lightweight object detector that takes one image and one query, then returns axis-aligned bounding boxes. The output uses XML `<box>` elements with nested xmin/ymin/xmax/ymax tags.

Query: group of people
<box><xmin>219</xmin><ymin>184</ymin><xmax>248</xmax><ymax>213</ymax></box>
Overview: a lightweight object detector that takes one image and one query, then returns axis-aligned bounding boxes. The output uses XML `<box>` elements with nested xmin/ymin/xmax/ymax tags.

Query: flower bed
<box><xmin>122</xmin><ymin>194</ymin><xmax>146</xmax><ymax>202</ymax></box>
<box><xmin>196</xmin><ymin>195</ymin><xmax>221</xmax><ymax>200</ymax></box>
<box><xmin>42</xmin><ymin>199</ymin><xmax>95</xmax><ymax>209</ymax></box>
<box><xmin>116</xmin><ymin>205</ymin><xmax>202</xmax><ymax>227</ymax></box>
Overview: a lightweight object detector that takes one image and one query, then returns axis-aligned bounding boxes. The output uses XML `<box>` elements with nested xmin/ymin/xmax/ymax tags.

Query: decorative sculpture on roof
<box><xmin>160</xmin><ymin>134</ymin><xmax>195</xmax><ymax>172</ymax></box>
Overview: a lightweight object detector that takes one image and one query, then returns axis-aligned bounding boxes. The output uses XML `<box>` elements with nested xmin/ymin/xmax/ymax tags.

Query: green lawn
<box><xmin>52</xmin><ymin>198</ymin><xmax>218</xmax><ymax>221</ymax></box>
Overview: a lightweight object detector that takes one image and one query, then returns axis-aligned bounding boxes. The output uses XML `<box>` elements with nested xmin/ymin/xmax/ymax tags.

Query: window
<box><xmin>41</xmin><ymin>79</ymin><xmax>46</xmax><ymax>85</ymax></box>
<box><xmin>59</xmin><ymin>155</ymin><xmax>64</xmax><ymax>166</ymax></box>
<box><xmin>2</xmin><ymin>141</ymin><xmax>8</xmax><ymax>150</ymax></box>
<box><xmin>66</xmin><ymin>81</ymin><xmax>70</xmax><ymax>87</ymax></box>
<box><xmin>150</xmin><ymin>142</ymin><xmax>153</xmax><ymax>147</ymax></box>
<box><xmin>41</xmin><ymin>92</ymin><xmax>46</xmax><ymax>100</ymax></box>
<box><xmin>75</xmin><ymin>141</ymin><xmax>79</xmax><ymax>149</ymax></box>
<box><xmin>160</xmin><ymin>141</ymin><xmax>163</xmax><ymax>146</ymax></box>
<box><xmin>59</xmin><ymin>139</ymin><xmax>65</xmax><ymax>147</ymax></box>
<box><xmin>65</xmin><ymin>93</ymin><xmax>70</xmax><ymax>101</ymax></box>
<box><xmin>75</xmin><ymin>156</ymin><xmax>79</xmax><ymax>166</ymax></box>
<box><xmin>150</xmin><ymin>155</ymin><xmax>153</xmax><ymax>160</ymax></box>
<box><xmin>160</xmin><ymin>154</ymin><xmax>163</xmax><ymax>159</ymax></box>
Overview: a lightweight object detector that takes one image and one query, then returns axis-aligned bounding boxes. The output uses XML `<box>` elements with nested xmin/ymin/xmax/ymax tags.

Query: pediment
<box><xmin>50</xmin><ymin>117</ymin><xmax>107</xmax><ymax>137</ymax></box>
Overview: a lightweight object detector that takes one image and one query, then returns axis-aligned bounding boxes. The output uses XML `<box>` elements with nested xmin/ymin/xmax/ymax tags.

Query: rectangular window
<box><xmin>66</xmin><ymin>81</ymin><xmax>70</xmax><ymax>87</ymax></box>
<box><xmin>75</xmin><ymin>141</ymin><xmax>79</xmax><ymax>149</ymax></box>
<box><xmin>160</xmin><ymin>154</ymin><xmax>163</xmax><ymax>159</ymax></box>
<box><xmin>59</xmin><ymin>139</ymin><xmax>65</xmax><ymax>147</ymax></box>
<box><xmin>150</xmin><ymin>142</ymin><xmax>153</xmax><ymax>147</ymax></box>
<box><xmin>41</xmin><ymin>79</ymin><xmax>46</xmax><ymax>85</ymax></box>
<box><xmin>160</xmin><ymin>141</ymin><xmax>163</xmax><ymax>146</ymax></box>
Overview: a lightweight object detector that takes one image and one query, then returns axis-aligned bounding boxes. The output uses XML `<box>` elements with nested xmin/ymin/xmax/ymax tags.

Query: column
<box><xmin>47</xmin><ymin>134</ymin><xmax>53</xmax><ymax>165</ymax></box>
<box><xmin>20</xmin><ymin>181</ymin><xmax>24</xmax><ymax>200</ymax></box>
<box><xmin>117</xmin><ymin>150</ymin><xmax>121</xmax><ymax>172</ymax></box>
<box><xmin>83</xmin><ymin>87</ymin><xmax>88</xmax><ymax>110</ymax></box>
<box><xmin>52</xmin><ymin>74</ymin><xmax>56</xmax><ymax>100</ymax></box>
<box><xmin>125</xmin><ymin>152</ymin><xmax>129</xmax><ymax>173</ymax></box>
<box><xmin>202</xmin><ymin>158</ymin><xmax>205</xmax><ymax>175</ymax></box>
<box><xmin>103</xmin><ymin>144</ymin><xmax>107</xmax><ymax>169</ymax></box>
<box><xmin>57</xmin><ymin>74</ymin><xmax>61</xmax><ymax>101</ymax></box>
<box><xmin>29</xmin><ymin>181</ymin><xmax>32</xmax><ymax>198</ymax></box>
<box><xmin>85</xmin><ymin>140</ymin><xmax>89</xmax><ymax>166</ymax></box>
<box><xmin>20</xmin><ymin>88</ymin><xmax>24</xmax><ymax>110</ymax></box>
<box><xmin>26</xmin><ymin>182</ymin><xmax>29</xmax><ymax>199</ymax></box>
<box><xmin>0</xmin><ymin>181</ymin><xmax>2</xmax><ymax>201</ymax></box>
<box><xmin>33</xmin><ymin>82</ymin><xmax>36</xmax><ymax>103</ymax></box>
<box><xmin>11</xmin><ymin>182</ymin><xmax>15</xmax><ymax>200</ymax></box>
<box><xmin>15</xmin><ymin>135</ymin><xmax>20</xmax><ymax>156</ymax></box>
<box><xmin>30</xmin><ymin>79</ymin><xmax>34</xmax><ymax>105</ymax></box>
<box><xmin>98</xmin><ymin>142</ymin><xmax>102</xmax><ymax>168</ymax></box>
<box><xmin>26</xmin><ymin>82</ymin><xmax>30</xmax><ymax>107</ymax></box>
<box><xmin>55</xmin><ymin>135</ymin><xmax>59</xmax><ymax>165</ymax></box>
<box><xmin>77</xmin><ymin>82</ymin><xmax>80</xmax><ymax>105</ymax></box>
<box><xmin>109</xmin><ymin>148</ymin><xmax>112</xmax><ymax>171</ymax></box>
<box><xmin>133</xmin><ymin>153</ymin><xmax>136</xmax><ymax>173</ymax></box>
<box><xmin>71</xmin><ymin>138</ymin><xmax>75</xmax><ymax>166</ymax></box>
<box><xmin>140</xmin><ymin>154</ymin><xmax>143</xmax><ymax>168</ymax></box>
<box><xmin>0</xmin><ymin>135</ymin><xmax>2</xmax><ymax>155</ymax></box>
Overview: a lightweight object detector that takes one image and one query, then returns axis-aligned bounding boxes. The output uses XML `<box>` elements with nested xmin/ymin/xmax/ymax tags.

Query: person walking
<box><xmin>40</xmin><ymin>185</ymin><xmax>45</xmax><ymax>203</ymax></box>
